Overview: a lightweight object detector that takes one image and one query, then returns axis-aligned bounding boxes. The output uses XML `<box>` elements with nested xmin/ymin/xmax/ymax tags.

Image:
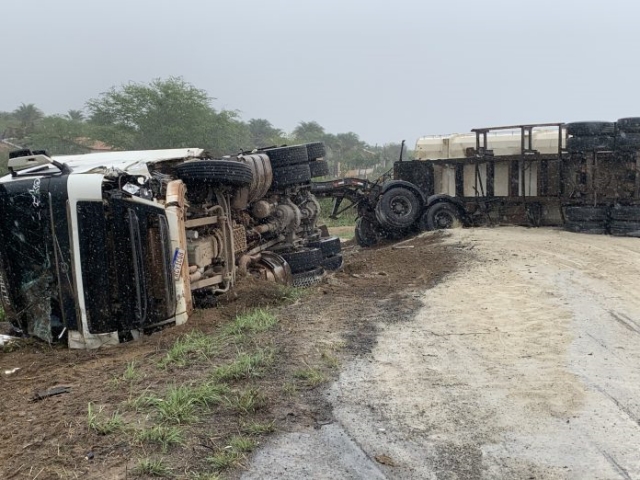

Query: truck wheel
<box><xmin>271</xmin><ymin>163</ymin><xmax>312</xmax><ymax>189</ymax></box>
<box><xmin>617</xmin><ymin>117</ymin><xmax>640</xmax><ymax>134</ymax></box>
<box><xmin>354</xmin><ymin>217</ymin><xmax>380</xmax><ymax>247</ymax></box>
<box><xmin>566</xmin><ymin>121</ymin><xmax>615</xmax><ymax>136</ymax></box>
<box><xmin>425</xmin><ymin>202</ymin><xmax>462</xmax><ymax>230</ymax></box>
<box><xmin>175</xmin><ymin>160</ymin><xmax>253</xmax><ymax>187</ymax></box>
<box><xmin>305</xmin><ymin>142</ymin><xmax>326</xmax><ymax>161</ymax></box>
<box><xmin>375</xmin><ymin>187</ymin><xmax>421</xmax><ymax>230</ymax></box>
<box><xmin>292</xmin><ymin>266</ymin><xmax>324</xmax><ymax>287</ymax></box>
<box><xmin>281</xmin><ymin>248</ymin><xmax>323</xmax><ymax>274</ymax></box>
<box><xmin>309</xmin><ymin>160</ymin><xmax>330</xmax><ymax>178</ymax></box>
<box><xmin>322</xmin><ymin>254</ymin><xmax>343</xmax><ymax>271</ymax></box>
<box><xmin>566</xmin><ymin>136</ymin><xmax>615</xmax><ymax>153</ymax></box>
<box><xmin>263</xmin><ymin>145</ymin><xmax>309</xmax><ymax>167</ymax></box>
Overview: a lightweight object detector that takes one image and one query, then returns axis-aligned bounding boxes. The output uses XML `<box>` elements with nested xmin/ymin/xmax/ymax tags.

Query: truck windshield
<box><xmin>0</xmin><ymin>176</ymin><xmax>72</xmax><ymax>342</ymax></box>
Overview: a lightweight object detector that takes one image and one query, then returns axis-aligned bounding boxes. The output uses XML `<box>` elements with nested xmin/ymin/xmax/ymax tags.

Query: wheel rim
<box><xmin>434</xmin><ymin>211</ymin><xmax>455</xmax><ymax>229</ymax></box>
<box><xmin>390</xmin><ymin>196</ymin><xmax>413</xmax><ymax>219</ymax></box>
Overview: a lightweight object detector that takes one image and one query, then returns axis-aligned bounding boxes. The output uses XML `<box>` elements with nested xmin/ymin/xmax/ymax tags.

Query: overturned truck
<box><xmin>314</xmin><ymin>119</ymin><xmax>640</xmax><ymax>246</ymax></box>
<box><xmin>0</xmin><ymin>143</ymin><xmax>340</xmax><ymax>348</ymax></box>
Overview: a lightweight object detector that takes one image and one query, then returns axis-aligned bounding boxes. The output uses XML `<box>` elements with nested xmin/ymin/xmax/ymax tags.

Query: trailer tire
<box><xmin>263</xmin><ymin>145</ymin><xmax>309</xmax><ymax>167</ymax></box>
<box><xmin>309</xmin><ymin>159</ymin><xmax>330</xmax><ymax>178</ymax></box>
<box><xmin>617</xmin><ymin>117</ymin><xmax>640</xmax><ymax>134</ymax></box>
<box><xmin>610</xmin><ymin>205</ymin><xmax>640</xmax><ymax>222</ymax></box>
<box><xmin>308</xmin><ymin>236</ymin><xmax>341</xmax><ymax>257</ymax></box>
<box><xmin>281</xmin><ymin>248</ymin><xmax>323</xmax><ymax>274</ymax></box>
<box><xmin>566</xmin><ymin>136</ymin><xmax>615</xmax><ymax>153</ymax></box>
<box><xmin>355</xmin><ymin>217</ymin><xmax>380</xmax><ymax>247</ymax></box>
<box><xmin>305</xmin><ymin>142</ymin><xmax>326</xmax><ymax>160</ymax></box>
<box><xmin>564</xmin><ymin>206</ymin><xmax>608</xmax><ymax>222</ymax></box>
<box><xmin>566</xmin><ymin>121</ymin><xmax>615</xmax><ymax>137</ymax></box>
<box><xmin>375</xmin><ymin>187</ymin><xmax>421</xmax><ymax>230</ymax></box>
<box><xmin>610</xmin><ymin>221</ymin><xmax>640</xmax><ymax>237</ymax></box>
<box><xmin>425</xmin><ymin>202</ymin><xmax>463</xmax><ymax>230</ymax></box>
<box><xmin>271</xmin><ymin>163</ymin><xmax>312</xmax><ymax>189</ymax></box>
<box><xmin>175</xmin><ymin>160</ymin><xmax>254</xmax><ymax>187</ymax></box>
<box><xmin>322</xmin><ymin>254</ymin><xmax>343</xmax><ymax>271</ymax></box>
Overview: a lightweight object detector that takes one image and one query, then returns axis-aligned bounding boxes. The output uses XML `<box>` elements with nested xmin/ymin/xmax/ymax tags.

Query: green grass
<box><xmin>134</xmin><ymin>457</ymin><xmax>172</xmax><ymax>477</ymax></box>
<box><xmin>211</xmin><ymin>349</ymin><xmax>274</xmax><ymax>382</ymax></box>
<box><xmin>143</xmin><ymin>382</ymin><xmax>229</xmax><ymax>424</ymax></box>
<box><xmin>224</xmin><ymin>388</ymin><xmax>266</xmax><ymax>415</ymax></box>
<box><xmin>207</xmin><ymin>450</ymin><xmax>242</xmax><ymax>471</ymax></box>
<box><xmin>159</xmin><ymin>331</ymin><xmax>220</xmax><ymax>368</ymax></box>
<box><xmin>293</xmin><ymin>366</ymin><xmax>327</xmax><ymax>388</ymax></box>
<box><xmin>222</xmin><ymin>309</ymin><xmax>278</xmax><ymax>337</ymax></box>
<box><xmin>87</xmin><ymin>403</ymin><xmax>125</xmax><ymax>435</ymax></box>
<box><xmin>318</xmin><ymin>198</ymin><xmax>357</xmax><ymax>228</ymax></box>
<box><xmin>136</xmin><ymin>425</ymin><xmax>183</xmax><ymax>452</ymax></box>
<box><xmin>241</xmin><ymin>420</ymin><xmax>276</xmax><ymax>436</ymax></box>
<box><xmin>229</xmin><ymin>435</ymin><xmax>257</xmax><ymax>452</ymax></box>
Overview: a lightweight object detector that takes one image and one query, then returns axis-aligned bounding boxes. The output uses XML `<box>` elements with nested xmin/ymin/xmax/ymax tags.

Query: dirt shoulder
<box><xmin>245</xmin><ymin>227</ymin><xmax>640</xmax><ymax>479</ymax></box>
<box><xmin>0</xmin><ymin>233</ymin><xmax>457</xmax><ymax>479</ymax></box>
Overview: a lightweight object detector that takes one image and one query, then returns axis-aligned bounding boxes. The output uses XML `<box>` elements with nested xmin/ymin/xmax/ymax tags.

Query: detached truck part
<box><xmin>0</xmin><ymin>143</ymin><xmax>340</xmax><ymax>348</ymax></box>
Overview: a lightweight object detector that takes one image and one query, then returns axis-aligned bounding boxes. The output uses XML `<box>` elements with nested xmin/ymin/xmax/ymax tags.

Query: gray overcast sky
<box><xmin>2</xmin><ymin>0</ymin><xmax>638</xmax><ymax>147</ymax></box>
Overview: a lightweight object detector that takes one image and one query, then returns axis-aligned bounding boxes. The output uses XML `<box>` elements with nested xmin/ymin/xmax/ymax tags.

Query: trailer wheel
<box><xmin>375</xmin><ymin>187</ymin><xmax>421</xmax><ymax>230</ymax></box>
<box><xmin>354</xmin><ymin>217</ymin><xmax>380</xmax><ymax>247</ymax></box>
<box><xmin>263</xmin><ymin>145</ymin><xmax>309</xmax><ymax>167</ymax></box>
<box><xmin>322</xmin><ymin>254</ymin><xmax>343</xmax><ymax>271</ymax></box>
<box><xmin>566</xmin><ymin>136</ymin><xmax>615</xmax><ymax>153</ymax></box>
<box><xmin>617</xmin><ymin>117</ymin><xmax>640</xmax><ymax>134</ymax></box>
<box><xmin>566</xmin><ymin>121</ymin><xmax>615</xmax><ymax>136</ymax></box>
<box><xmin>425</xmin><ymin>202</ymin><xmax>462</xmax><ymax>230</ymax></box>
<box><xmin>308</xmin><ymin>236</ymin><xmax>342</xmax><ymax>257</ymax></box>
<box><xmin>309</xmin><ymin>159</ymin><xmax>330</xmax><ymax>178</ymax></box>
<box><xmin>305</xmin><ymin>142</ymin><xmax>326</xmax><ymax>161</ymax></box>
<box><xmin>175</xmin><ymin>160</ymin><xmax>254</xmax><ymax>187</ymax></box>
<box><xmin>292</xmin><ymin>266</ymin><xmax>324</xmax><ymax>287</ymax></box>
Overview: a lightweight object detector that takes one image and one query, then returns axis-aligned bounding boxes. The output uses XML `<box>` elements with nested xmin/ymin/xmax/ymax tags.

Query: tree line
<box><xmin>0</xmin><ymin>77</ymin><xmax>406</xmax><ymax>177</ymax></box>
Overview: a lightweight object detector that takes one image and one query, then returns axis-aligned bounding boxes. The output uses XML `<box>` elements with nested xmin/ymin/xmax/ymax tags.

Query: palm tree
<box><xmin>12</xmin><ymin>103</ymin><xmax>43</xmax><ymax>135</ymax></box>
<box><xmin>66</xmin><ymin>109</ymin><xmax>85</xmax><ymax>122</ymax></box>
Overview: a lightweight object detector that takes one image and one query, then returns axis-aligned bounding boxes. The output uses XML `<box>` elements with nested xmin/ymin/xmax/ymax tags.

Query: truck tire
<box><xmin>309</xmin><ymin>236</ymin><xmax>341</xmax><ymax>257</ymax></box>
<box><xmin>292</xmin><ymin>266</ymin><xmax>324</xmax><ymax>287</ymax></box>
<box><xmin>271</xmin><ymin>163</ymin><xmax>311</xmax><ymax>189</ymax></box>
<box><xmin>375</xmin><ymin>187</ymin><xmax>421</xmax><ymax>230</ymax></box>
<box><xmin>175</xmin><ymin>160</ymin><xmax>253</xmax><ymax>187</ymax></box>
<box><xmin>617</xmin><ymin>117</ymin><xmax>640</xmax><ymax>134</ymax></box>
<box><xmin>610</xmin><ymin>221</ymin><xmax>640</xmax><ymax>237</ymax></box>
<box><xmin>263</xmin><ymin>145</ymin><xmax>308</xmax><ymax>167</ymax></box>
<box><xmin>305</xmin><ymin>142</ymin><xmax>326</xmax><ymax>161</ymax></box>
<box><xmin>309</xmin><ymin>160</ymin><xmax>330</xmax><ymax>178</ymax></box>
<box><xmin>564</xmin><ymin>206</ymin><xmax>608</xmax><ymax>222</ymax></box>
<box><xmin>616</xmin><ymin>133</ymin><xmax>640</xmax><ymax>151</ymax></box>
<box><xmin>425</xmin><ymin>202</ymin><xmax>463</xmax><ymax>230</ymax></box>
<box><xmin>566</xmin><ymin>121</ymin><xmax>615</xmax><ymax>137</ymax></box>
<box><xmin>322</xmin><ymin>254</ymin><xmax>343</xmax><ymax>271</ymax></box>
<box><xmin>610</xmin><ymin>205</ymin><xmax>640</xmax><ymax>222</ymax></box>
<box><xmin>566</xmin><ymin>136</ymin><xmax>615</xmax><ymax>153</ymax></box>
<box><xmin>354</xmin><ymin>217</ymin><xmax>380</xmax><ymax>247</ymax></box>
<box><xmin>281</xmin><ymin>248</ymin><xmax>323</xmax><ymax>274</ymax></box>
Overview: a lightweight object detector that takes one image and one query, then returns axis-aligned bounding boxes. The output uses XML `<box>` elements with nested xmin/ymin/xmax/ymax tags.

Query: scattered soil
<box><xmin>0</xmin><ymin>231</ymin><xmax>458</xmax><ymax>479</ymax></box>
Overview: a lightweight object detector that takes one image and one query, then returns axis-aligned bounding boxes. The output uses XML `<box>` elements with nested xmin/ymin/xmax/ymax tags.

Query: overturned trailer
<box><xmin>0</xmin><ymin>144</ymin><xmax>340</xmax><ymax>348</ymax></box>
<box><xmin>313</xmin><ymin>119</ymin><xmax>640</xmax><ymax>246</ymax></box>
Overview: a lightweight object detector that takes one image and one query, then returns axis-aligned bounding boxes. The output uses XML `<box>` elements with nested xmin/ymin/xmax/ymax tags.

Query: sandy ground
<box><xmin>244</xmin><ymin>227</ymin><xmax>640</xmax><ymax>480</ymax></box>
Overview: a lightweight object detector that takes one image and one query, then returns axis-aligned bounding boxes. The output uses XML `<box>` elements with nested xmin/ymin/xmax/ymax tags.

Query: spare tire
<box><xmin>566</xmin><ymin>136</ymin><xmax>615</xmax><ymax>153</ymax></box>
<box><xmin>309</xmin><ymin>160</ymin><xmax>330</xmax><ymax>178</ymax></box>
<box><xmin>617</xmin><ymin>117</ymin><xmax>640</xmax><ymax>134</ymax></box>
<box><xmin>305</xmin><ymin>142</ymin><xmax>326</xmax><ymax>161</ymax></box>
<box><xmin>263</xmin><ymin>145</ymin><xmax>308</xmax><ymax>167</ymax></box>
<box><xmin>375</xmin><ymin>187</ymin><xmax>421</xmax><ymax>230</ymax></box>
<box><xmin>566</xmin><ymin>121</ymin><xmax>615</xmax><ymax>137</ymax></box>
<box><xmin>281</xmin><ymin>248</ymin><xmax>323</xmax><ymax>274</ymax></box>
<box><xmin>271</xmin><ymin>163</ymin><xmax>312</xmax><ymax>189</ymax></box>
<box><xmin>175</xmin><ymin>160</ymin><xmax>253</xmax><ymax>187</ymax></box>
